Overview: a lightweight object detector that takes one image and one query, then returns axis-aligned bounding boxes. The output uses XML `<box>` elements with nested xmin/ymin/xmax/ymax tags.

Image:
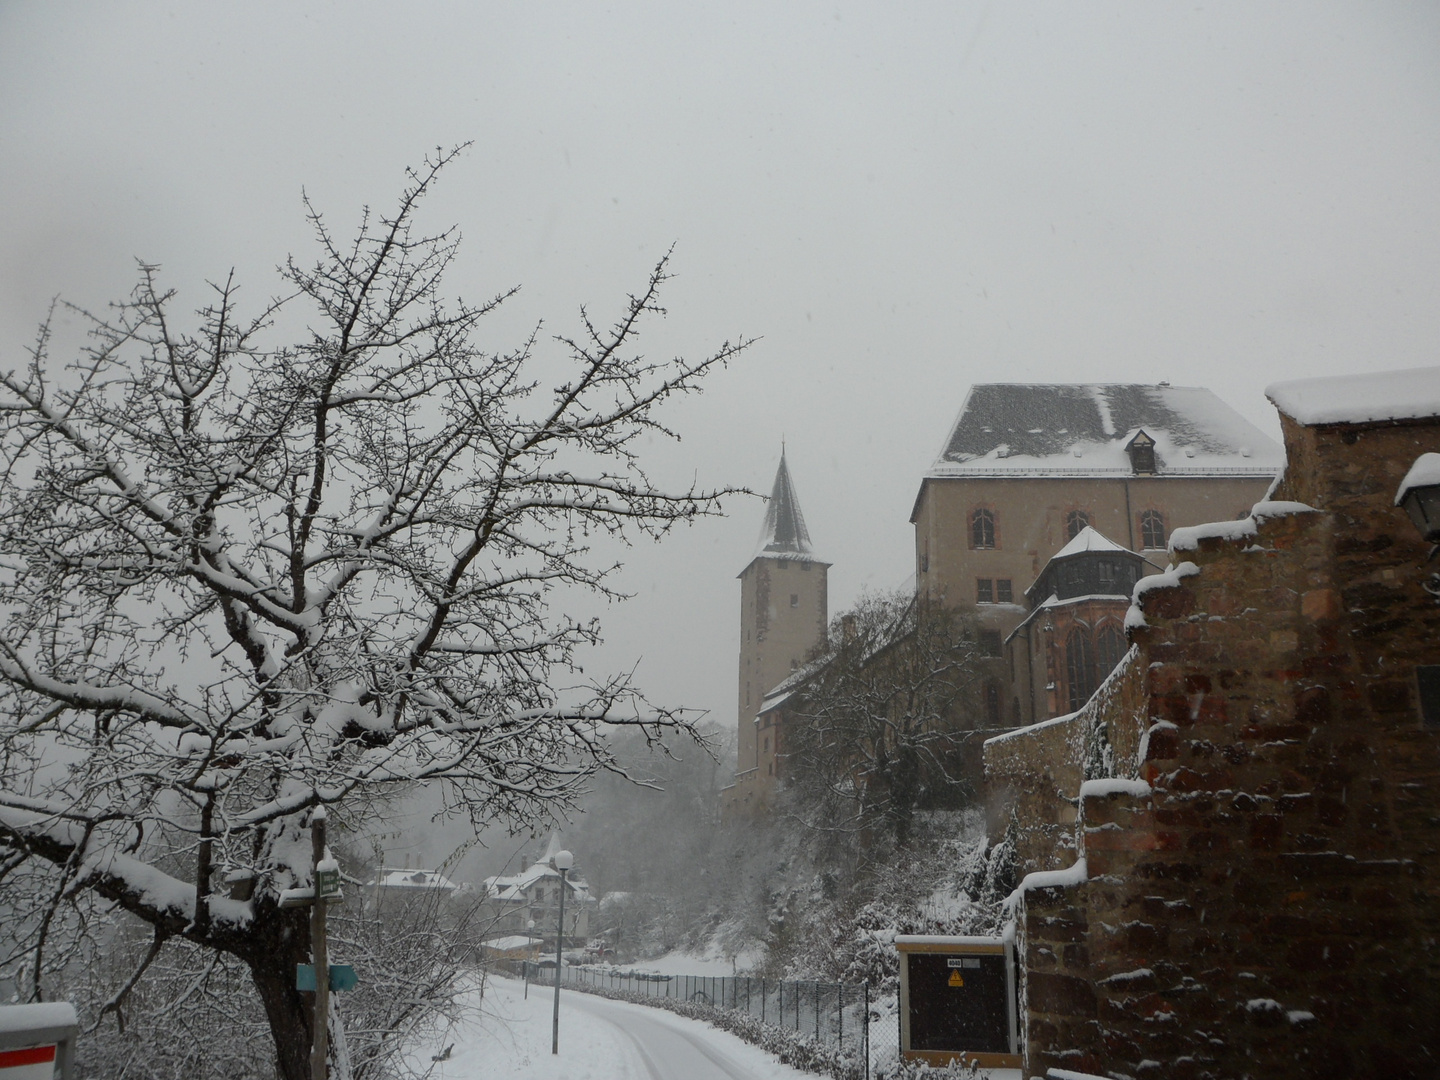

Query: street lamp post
<box><xmin>551</xmin><ymin>850</ymin><xmax>573</xmax><ymax>1056</ymax></box>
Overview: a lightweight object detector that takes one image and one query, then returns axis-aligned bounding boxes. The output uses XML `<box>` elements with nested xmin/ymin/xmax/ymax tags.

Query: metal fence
<box><xmin>520</xmin><ymin>961</ymin><xmax>889</xmax><ymax>1073</ymax></box>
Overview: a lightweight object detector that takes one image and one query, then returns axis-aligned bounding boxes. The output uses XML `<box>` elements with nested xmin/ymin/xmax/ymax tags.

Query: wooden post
<box><xmin>311</xmin><ymin>809</ymin><xmax>328</xmax><ymax>1080</ymax></box>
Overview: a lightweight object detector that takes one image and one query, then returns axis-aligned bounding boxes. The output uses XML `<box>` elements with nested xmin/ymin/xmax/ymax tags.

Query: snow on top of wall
<box><xmin>1078</xmin><ymin>777</ymin><xmax>1152</xmax><ymax>800</ymax></box>
<box><xmin>1125</xmin><ymin>561</ymin><xmax>1201</xmax><ymax>630</ymax></box>
<box><xmin>1396</xmin><ymin>452</ymin><xmax>1440</xmax><ymax>505</ymax></box>
<box><xmin>1003</xmin><ymin>857</ymin><xmax>1088</xmax><ymax>912</ymax></box>
<box><xmin>893</xmin><ymin>934</ymin><xmax>1007</xmax><ymax>947</ymax></box>
<box><xmin>927</xmin><ymin>383</ymin><xmax>1283</xmax><ymax>478</ymax></box>
<box><xmin>1266</xmin><ymin>365</ymin><xmax>1440</xmax><ymax>426</ymax></box>
<box><xmin>1168</xmin><ymin>500</ymin><xmax>1318</xmax><ymax>552</ymax></box>
<box><xmin>982</xmin><ymin>709</ymin><xmax>1082</xmax><ymax>748</ymax></box>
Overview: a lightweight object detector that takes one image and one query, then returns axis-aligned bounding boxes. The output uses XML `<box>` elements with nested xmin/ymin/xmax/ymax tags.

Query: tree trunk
<box><xmin>245</xmin><ymin>915</ymin><xmax>317</xmax><ymax>1080</ymax></box>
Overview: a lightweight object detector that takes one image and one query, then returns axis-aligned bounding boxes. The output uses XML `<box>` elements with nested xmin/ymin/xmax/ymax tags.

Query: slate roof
<box><xmin>752</xmin><ymin>453</ymin><xmax>826</xmax><ymax>562</ymax></box>
<box><xmin>926</xmin><ymin>383</ymin><xmax>1283</xmax><ymax>478</ymax></box>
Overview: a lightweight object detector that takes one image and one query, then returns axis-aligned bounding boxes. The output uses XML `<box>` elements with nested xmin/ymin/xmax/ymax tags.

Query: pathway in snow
<box><xmin>419</xmin><ymin>974</ymin><xmax>815</xmax><ymax>1080</ymax></box>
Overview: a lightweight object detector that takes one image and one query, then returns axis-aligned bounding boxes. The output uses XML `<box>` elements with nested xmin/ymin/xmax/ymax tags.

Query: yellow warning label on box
<box><xmin>948</xmin><ymin>971</ymin><xmax>964</xmax><ymax>987</ymax></box>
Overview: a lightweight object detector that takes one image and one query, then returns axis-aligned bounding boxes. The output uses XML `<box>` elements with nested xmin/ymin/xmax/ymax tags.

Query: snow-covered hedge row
<box><xmin>558</xmin><ymin>979</ymin><xmax>864</xmax><ymax>1080</ymax></box>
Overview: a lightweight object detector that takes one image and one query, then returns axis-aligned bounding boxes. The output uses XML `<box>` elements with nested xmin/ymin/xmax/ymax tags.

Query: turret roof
<box><xmin>753</xmin><ymin>453</ymin><xmax>821</xmax><ymax>561</ymax></box>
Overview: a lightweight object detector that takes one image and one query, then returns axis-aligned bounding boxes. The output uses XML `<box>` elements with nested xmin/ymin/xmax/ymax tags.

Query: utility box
<box><xmin>896</xmin><ymin>935</ymin><xmax>1019</xmax><ymax>1071</ymax></box>
<box><xmin>0</xmin><ymin>1001</ymin><xmax>79</xmax><ymax>1080</ymax></box>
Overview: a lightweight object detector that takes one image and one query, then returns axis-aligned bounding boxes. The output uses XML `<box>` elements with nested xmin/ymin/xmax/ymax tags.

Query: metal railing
<box><xmin>521</xmin><ymin>961</ymin><xmax>886</xmax><ymax>1075</ymax></box>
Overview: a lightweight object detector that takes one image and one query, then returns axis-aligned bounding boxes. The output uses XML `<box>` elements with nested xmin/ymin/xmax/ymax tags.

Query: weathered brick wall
<box><xmin>984</xmin><ymin>648</ymin><xmax>1147</xmax><ymax>876</ymax></box>
<box><xmin>984</xmin><ymin>712</ymin><xmax>1087</xmax><ymax>874</ymax></box>
<box><xmin>997</xmin><ymin>410</ymin><xmax>1440</xmax><ymax>1079</ymax></box>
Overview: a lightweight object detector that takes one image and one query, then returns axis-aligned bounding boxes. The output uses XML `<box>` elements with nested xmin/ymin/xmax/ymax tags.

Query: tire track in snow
<box><xmin>564</xmin><ymin>990</ymin><xmax>761</xmax><ymax>1080</ymax></box>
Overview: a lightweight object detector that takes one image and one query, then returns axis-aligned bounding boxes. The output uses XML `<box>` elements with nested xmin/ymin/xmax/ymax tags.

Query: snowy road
<box><xmin>418</xmin><ymin>974</ymin><xmax>815</xmax><ymax>1080</ymax></box>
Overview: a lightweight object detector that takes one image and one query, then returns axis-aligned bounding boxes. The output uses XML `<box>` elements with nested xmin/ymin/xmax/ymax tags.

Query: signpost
<box><xmin>0</xmin><ymin>1002</ymin><xmax>78</xmax><ymax>1080</ymax></box>
<box><xmin>895</xmin><ymin>935</ymin><xmax>1020</xmax><ymax>1071</ymax></box>
<box><xmin>276</xmin><ymin>808</ymin><xmax>359</xmax><ymax>1080</ymax></box>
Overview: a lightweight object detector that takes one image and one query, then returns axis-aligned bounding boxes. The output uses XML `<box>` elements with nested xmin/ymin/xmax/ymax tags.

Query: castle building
<box><xmin>1006</xmin><ymin>526</ymin><xmax>1158</xmax><ymax>722</ymax></box>
<box><xmin>911</xmin><ymin>383</ymin><xmax>1284</xmax><ymax>722</ymax></box>
<box><xmin>723</xmin><ymin>453</ymin><xmax>828</xmax><ymax>814</ymax></box>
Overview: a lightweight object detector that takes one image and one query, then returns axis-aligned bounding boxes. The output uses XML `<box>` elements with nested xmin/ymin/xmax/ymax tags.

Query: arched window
<box><xmin>970</xmin><ymin>507</ymin><xmax>996</xmax><ymax>549</ymax></box>
<box><xmin>1095</xmin><ymin>623</ymin><xmax>1126</xmax><ymax>681</ymax></box>
<box><xmin>1140</xmin><ymin>509</ymin><xmax>1166</xmax><ymax>549</ymax></box>
<box><xmin>1066</xmin><ymin>629</ymin><xmax>1096</xmax><ymax>712</ymax></box>
<box><xmin>1065</xmin><ymin>509</ymin><xmax>1090</xmax><ymax>540</ymax></box>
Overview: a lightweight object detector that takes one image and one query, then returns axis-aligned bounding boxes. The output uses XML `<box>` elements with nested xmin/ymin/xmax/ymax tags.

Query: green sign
<box><xmin>296</xmin><ymin>964</ymin><xmax>360</xmax><ymax>992</ymax></box>
<box><xmin>316</xmin><ymin>868</ymin><xmax>343</xmax><ymax>900</ymax></box>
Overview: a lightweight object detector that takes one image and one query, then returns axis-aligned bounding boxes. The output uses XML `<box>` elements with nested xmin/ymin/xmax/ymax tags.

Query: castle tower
<box><xmin>730</xmin><ymin>452</ymin><xmax>829</xmax><ymax>809</ymax></box>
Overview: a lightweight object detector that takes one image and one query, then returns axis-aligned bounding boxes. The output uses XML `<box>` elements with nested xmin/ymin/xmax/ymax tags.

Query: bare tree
<box><xmin>780</xmin><ymin>591</ymin><xmax>991</xmax><ymax>848</ymax></box>
<box><xmin>0</xmin><ymin>147</ymin><xmax>746</xmax><ymax>1079</ymax></box>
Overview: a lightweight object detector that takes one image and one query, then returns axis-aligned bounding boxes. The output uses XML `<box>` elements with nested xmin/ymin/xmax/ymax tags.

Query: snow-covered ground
<box><xmin>619</xmin><ymin>947</ymin><xmax>759</xmax><ymax>977</ymax></box>
<box><xmin>417</xmin><ymin>974</ymin><xmax>817</xmax><ymax>1080</ymax></box>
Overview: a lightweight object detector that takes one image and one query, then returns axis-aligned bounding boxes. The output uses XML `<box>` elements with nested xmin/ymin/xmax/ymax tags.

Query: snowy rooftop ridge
<box><xmin>1267</xmin><ymin>365</ymin><xmax>1440</xmax><ymax>427</ymax></box>
<box><xmin>753</xmin><ymin>452</ymin><xmax>817</xmax><ymax>559</ymax></box>
<box><xmin>1051</xmin><ymin>525</ymin><xmax>1130</xmax><ymax>559</ymax></box>
<box><xmin>927</xmin><ymin>383</ymin><xmax>1283</xmax><ymax>478</ymax></box>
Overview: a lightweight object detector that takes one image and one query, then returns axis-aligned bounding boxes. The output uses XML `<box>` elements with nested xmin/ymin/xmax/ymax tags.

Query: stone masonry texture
<box><xmin>986</xmin><ymin>412</ymin><xmax>1440</xmax><ymax>1079</ymax></box>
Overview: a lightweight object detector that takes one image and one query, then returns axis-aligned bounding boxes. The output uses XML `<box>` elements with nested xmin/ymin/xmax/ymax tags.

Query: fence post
<box><xmin>863</xmin><ymin>982</ymin><xmax>870</xmax><ymax>1080</ymax></box>
<box><xmin>815</xmin><ymin>981</ymin><xmax>820</xmax><ymax>1037</ymax></box>
<box><xmin>761</xmin><ymin>978</ymin><xmax>766</xmax><ymax>1023</ymax></box>
<box><xmin>838</xmin><ymin>983</ymin><xmax>843</xmax><ymax>1048</ymax></box>
<box><xmin>778</xmin><ymin>980</ymin><xmax>782</xmax><ymax>1027</ymax></box>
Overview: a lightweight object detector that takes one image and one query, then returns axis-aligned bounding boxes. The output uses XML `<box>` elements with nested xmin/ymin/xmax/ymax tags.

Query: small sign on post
<box><xmin>0</xmin><ymin>1002</ymin><xmax>79</xmax><ymax>1080</ymax></box>
<box><xmin>895</xmin><ymin>935</ymin><xmax>1020</xmax><ymax>1071</ymax></box>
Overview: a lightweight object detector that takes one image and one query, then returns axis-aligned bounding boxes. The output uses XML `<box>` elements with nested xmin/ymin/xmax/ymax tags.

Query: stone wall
<box><xmin>987</xmin><ymin>410</ymin><xmax>1440</xmax><ymax>1079</ymax></box>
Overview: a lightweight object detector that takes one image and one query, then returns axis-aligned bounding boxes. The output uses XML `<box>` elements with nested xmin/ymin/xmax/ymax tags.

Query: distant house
<box><xmin>479</xmin><ymin>934</ymin><xmax>544</xmax><ymax>961</ymax></box>
<box><xmin>364</xmin><ymin>866</ymin><xmax>464</xmax><ymax>911</ymax></box>
<box><xmin>480</xmin><ymin>834</ymin><xmax>594</xmax><ymax>947</ymax></box>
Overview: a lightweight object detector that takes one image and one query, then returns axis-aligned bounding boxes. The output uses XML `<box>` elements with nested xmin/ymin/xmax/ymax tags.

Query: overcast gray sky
<box><xmin>4</xmin><ymin>2</ymin><xmax>1439</xmax><ymax>782</ymax></box>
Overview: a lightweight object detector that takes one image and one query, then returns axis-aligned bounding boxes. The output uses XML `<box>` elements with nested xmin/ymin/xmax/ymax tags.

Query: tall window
<box><xmin>1065</xmin><ymin>509</ymin><xmax>1090</xmax><ymax>540</ymax></box>
<box><xmin>1095</xmin><ymin>623</ymin><xmax>1126</xmax><ymax>678</ymax></box>
<box><xmin>996</xmin><ymin>579</ymin><xmax>1013</xmax><ymax>603</ymax></box>
<box><xmin>1066</xmin><ymin>629</ymin><xmax>1096</xmax><ymax>711</ymax></box>
<box><xmin>984</xmin><ymin>681</ymin><xmax>1001</xmax><ymax>726</ymax></box>
<box><xmin>1140</xmin><ymin>509</ymin><xmax>1166</xmax><ymax>549</ymax></box>
<box><xmin>976</xmin><ymin>578</ymin><xmax>994</xmax><ymax>603</ymax></box>
<box><xmin>971</xmin><ymin>507</ymin><xmax>996</xmax><ymax>549</ymax></box>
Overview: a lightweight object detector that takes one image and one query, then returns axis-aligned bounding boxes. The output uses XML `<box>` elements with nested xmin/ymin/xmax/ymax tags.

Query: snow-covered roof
<box><xmin>1396</xmin><ymin>453</ymin><xmax>1440</xmax><ymax>505</ymax></box>
<box><xmin>483</xmin><ymin>838</ymin><xmax>593</xmax><ymax>903</ymax></box>
<box><xmin>752</xmin><ymin>453</ymin><xmax>825</xmax><ymax>562</ymax></box>
<box><xmin>372</xmin><ymin>868</ymin><xmax>457</xmax><ymax>891</ymax></box>
<box><xmin>1267</xmin><ymin>366</ymin><xmax>1440</xmax><ymax>427</ymax></box>
<box><xmin>925</xmin><ymin>383</ymin><xmax>1283</xmax><ymax>478</ymax></box>
<box><xmin>1051</xmin><ymin>525</ymin><xmax>1130</xmax><ymax>559</ymax></box>
<box><xmin>482</xmin><ymin>935</ymin><xmax>544</xmax><ymax>951</ymax></box>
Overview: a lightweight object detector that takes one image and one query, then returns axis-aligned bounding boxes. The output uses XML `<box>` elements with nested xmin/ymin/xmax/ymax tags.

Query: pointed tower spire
<box><xmin>755</xmin><ymin>452</ymin><xmax>815</xmax><ymax>558</ymax></box>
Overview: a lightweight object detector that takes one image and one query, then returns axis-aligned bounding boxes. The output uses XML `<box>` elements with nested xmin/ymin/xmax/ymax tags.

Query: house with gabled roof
<box><xmin>911</xmin><ymin>383</ymin><xmax>1283</xmax><ymax>724</ymax></box>
<box><xmin>480</xmin><ymin>832</ymin><xmax>595</xmax><ymax>946</ymax></box>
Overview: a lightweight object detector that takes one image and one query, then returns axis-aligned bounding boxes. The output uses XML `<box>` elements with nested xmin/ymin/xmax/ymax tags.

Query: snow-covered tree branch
<box><xmin>0</xmin><ymin>146</ymin><xmax>747</xmax><ymax>1079</ymax></box>
<box><xmin>781</xmin><ymin>591</ymin><xmax>992</xmax><ymax>848</ymax></box>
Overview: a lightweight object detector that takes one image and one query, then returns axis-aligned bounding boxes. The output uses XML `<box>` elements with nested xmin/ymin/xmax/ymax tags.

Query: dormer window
<box><xmin>1126</xmin><ymin>430</ymin><xmax>1157</xmax><ymax>475</ymax></box>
